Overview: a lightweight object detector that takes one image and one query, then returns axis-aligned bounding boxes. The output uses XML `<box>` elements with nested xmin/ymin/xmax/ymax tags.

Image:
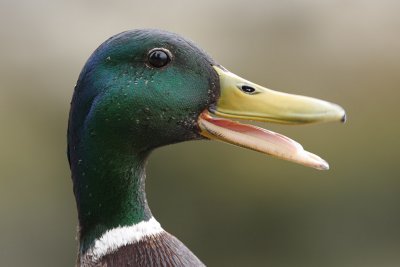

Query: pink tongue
<box><xmin>199</xmin><ymin>113</ymin><xmax>329</xmax><ymax>170</ymax></box>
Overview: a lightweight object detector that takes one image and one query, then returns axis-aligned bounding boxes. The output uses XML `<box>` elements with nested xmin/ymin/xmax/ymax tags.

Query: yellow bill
<box><xmin>198</xmin><ymin>66</ymin><xmax>346</xmax><ymax>170</ymax></box>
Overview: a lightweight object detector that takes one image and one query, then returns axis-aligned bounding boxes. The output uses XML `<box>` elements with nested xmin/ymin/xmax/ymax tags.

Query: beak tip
<box><xmin>320</xmin><ymin>163</ymin><xmax>330</xmax><ymax>171</ymax></box>
<box><xmin>313</xmin><ymin>159</ymin><xmax>329</xmax><ymax>171</ymax></box>
<box><xmin>341</xmin><ymin>113</ymin><xmax>347</xmax><ymax>123</ymax></box>
<box><xmin>303</xmin><ymin>151</ymin><xmax>330</xmax><ymax>170</ymax></box>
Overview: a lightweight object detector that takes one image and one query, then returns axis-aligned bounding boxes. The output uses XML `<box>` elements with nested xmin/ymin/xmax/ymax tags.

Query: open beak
<box><xmin>198</xmin><ymin>66</ymin><xmax>346</xmax><ymax>170</ymax></box>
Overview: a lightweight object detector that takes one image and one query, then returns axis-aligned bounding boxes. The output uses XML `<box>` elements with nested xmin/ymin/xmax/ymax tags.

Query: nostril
<box><xmin>241</xmin><ymin>85</ymin><xmax>256</xmax><ymax>94</ymax></box>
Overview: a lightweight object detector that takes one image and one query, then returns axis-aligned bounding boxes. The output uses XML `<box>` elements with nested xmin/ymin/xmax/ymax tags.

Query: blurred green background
<box><xmin>1</xmin><ymin>1</ymin><xmax>399</xmax><ymax>266</ymax></box>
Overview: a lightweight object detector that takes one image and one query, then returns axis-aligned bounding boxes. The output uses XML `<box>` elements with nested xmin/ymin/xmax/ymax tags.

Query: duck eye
<box><xmin>148</xmin><ymin>49</ymin><xmax>171</xmax><ymax>68</ymax></box>
<box><xmin>240</xmin><ymin>85</ymin><xmax>256</xmax><ymax>94</ymax></box>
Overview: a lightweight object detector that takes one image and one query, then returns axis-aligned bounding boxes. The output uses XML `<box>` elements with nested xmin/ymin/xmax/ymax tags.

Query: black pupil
<box><xmin>241</xmin><ymin>85</ymin><xmax>256</xmax><ymax>94</ymax></box>
<box><xmin>148</xmin><ymin>50</ymin><xmax>170</xmax><ymax>68</ymax></box>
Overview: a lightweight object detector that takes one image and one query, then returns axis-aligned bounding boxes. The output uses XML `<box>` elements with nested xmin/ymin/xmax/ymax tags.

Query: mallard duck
<box><xmin>68</xmin><ymin>29</ymin><xmax>345</xmax><ymax>266</ymax></box>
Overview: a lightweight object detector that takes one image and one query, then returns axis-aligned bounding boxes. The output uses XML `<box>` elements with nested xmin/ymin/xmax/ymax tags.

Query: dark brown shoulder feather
<box><xmin>80</xmin><ymin>232</ymin><xmax>205</xmax><ymax>267</ymax></box>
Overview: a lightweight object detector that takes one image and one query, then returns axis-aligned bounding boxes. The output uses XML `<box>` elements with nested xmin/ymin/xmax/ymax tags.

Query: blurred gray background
<box><xmin>1</xmin><ymin>1</ymin><xmax>399</xmax><ymax>266</ymax></box>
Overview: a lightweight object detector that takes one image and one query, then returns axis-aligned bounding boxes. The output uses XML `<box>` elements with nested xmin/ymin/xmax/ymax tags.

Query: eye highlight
<box><xmin>148</xmin><ymin>48</ymin><xmax>171</xmax><ymax>68</ymax></box>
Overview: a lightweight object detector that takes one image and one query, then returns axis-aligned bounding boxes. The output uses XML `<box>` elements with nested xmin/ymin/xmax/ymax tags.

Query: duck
<box><xmin>67</xmin><ymin>29</ymin><xmax>346</xmax><ymax>267</ymax></box>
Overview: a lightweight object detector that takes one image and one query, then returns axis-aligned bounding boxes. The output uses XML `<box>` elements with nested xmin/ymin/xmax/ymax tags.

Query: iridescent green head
<box><xmin>68</xmin><ymin>29</ymin><xmax>345</xmax><ymax>251</ymax></box>
<box><xmin>69</xmin><ymin>29</ymin><xmax>219</xmax><ymax>156</ymax></box>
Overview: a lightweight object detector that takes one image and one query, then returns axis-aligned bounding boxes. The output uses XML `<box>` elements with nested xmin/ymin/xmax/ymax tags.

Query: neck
<box><xmin>70</xmin><ymin>136</ymin><xmax>153</xmax><ymax>253</ymax></box>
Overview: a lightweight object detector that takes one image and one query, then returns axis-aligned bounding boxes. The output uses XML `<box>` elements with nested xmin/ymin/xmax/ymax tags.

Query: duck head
<box><xmin>68</xmin><ymin>29</ymin><xmax>345</xmax><ymax>251</ymax></box>
<box><xmin>69</xmin><ymin>29</ymin><xmax>344</xmax><ymax>170</ymax></box>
